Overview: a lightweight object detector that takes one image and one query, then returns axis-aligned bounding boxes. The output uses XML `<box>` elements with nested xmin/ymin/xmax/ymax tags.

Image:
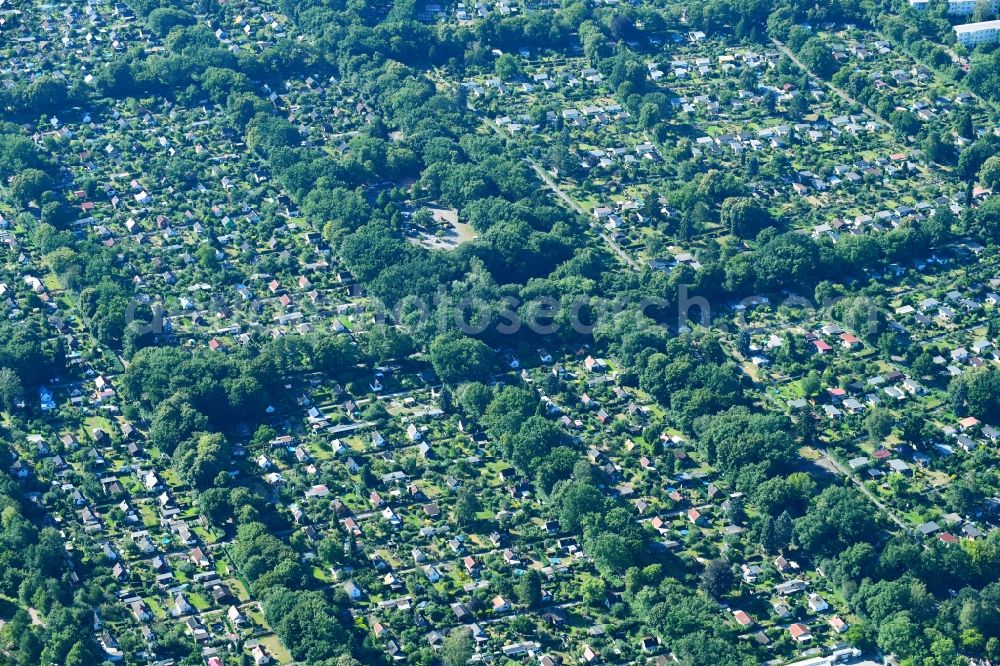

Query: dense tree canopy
<box><xmin>695</xmin><ymin>407</ymin><xmax>797</xmax><ymax>489</ymax></box>
<box><xmin>429</xmin><ymin>332</ymin><xmax>494</xmax><ymax>385</ymax></box>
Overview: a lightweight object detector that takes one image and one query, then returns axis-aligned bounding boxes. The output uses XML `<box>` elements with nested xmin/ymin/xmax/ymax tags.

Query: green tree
<box><xmin>550</xmin><ymin>480</ymin><xmax>606</xmax><ymax>532</ymax></box>
<box><xmin>494</xmin><ymin>53</ymin><xmax>522</xmax><ymax>80</ymax></box>
<box><xmin>0</xmin><ymin>134</ymin><xmax>45</xmax><ymax>178</ymax></box>
<box><xmin>10</xmin><ymin>168</ymin><xmax>51</xmax><ymax>207</ymax></box>
<box><xmin>639</xmin><ymin>102</ymin><xmax>660</xmax><ymax>129</ymax></box>
<box><xmin>889</xmin><ymin>110</ymin><xmax>921</xmax><ymax>138</ymax></box>
<box><xmin>533</xmin><ymin>446</ymin><xmax>578</xmax><ymax>494</ymax></box>
<box><xmin>801</xmin><ymin>372</ymin><xmax>821</xmax><ymax>399</ymax></box>
<box><xmin>517</xmin><ymin>569</ymin><xmax>543</xmax><ymax>608</ymax></box>
<box><xmin>720</xmin><ymin>196</ymin><xmax>774</xmax><ymax>238</ymax></box>
<box><xmin>511</xmin><ymin>416</ymin><xmax>563</xmax><ymax>472</ymax></box>
<box><xmin>197</xmin><ymin>488</ymin><xmax>233</xmax><ymax>527</ymax></box>
<box><xmin>580</xmin><ymin>575</ymin><xmax>607</xmax><ymax>606</ymax></box>
<box><xmin>147</xmin><ymin>7</ymin><xmax>195</xmax><ymax>36</ymax></box>
<box><xmin>0</xmin><ymin>368</ymin><xmax>24</xmax><ymax>413</ymax></box>
<box><xmin>63</xmin><ymin>641</ymin><xmax>96</xmax><ymax>666</ymax></box>
<box><xmin>798</xmin><ymin>38</ymin><xmax>839</xmax><ymax>78</ymax></box>
<box><xmin>23</xmin><ymin>78</ymin><xmax>68</xmax><ymax>113</ymax></box>
<box><xmin>865</xmin><ymin>408</ymin><xmax>894</xmax><ymax>442</ymax></box>
<box><xmin>429</xmin><ymin>333</ymin><xmax>493</xmax><ymax>385</ymax></box>
<box><xmin>456</xmin><ymin>382</ymin><xmax>492</xmax><ymax>417</ymax></box>
<box><xmin>149</xmin><ymin>394</ymin><xmax>210</xmax><ymax>453</ymax></box>
<box><xmin>173</xmin><ymin>432</ymin><xmax>230</xmax><ymax>490</ymax></box>
<box><xmin>955</xmin><ymin>108</ymin><xmax>975</xmax><ymax>140</ymax></box>
<box><xmin>945</xmin><ymin>477</ymin><xmax>984</xmax><ymax>515</ymax></box>
<box><xmin>877</xmin><ymin>612</ymin><xmax>926</xmax><ymax>660</ymax></box>
<box><xmin>795</xmin><ymin>486</ymin><xmax>876</xmax><ymax>555</ymax></box>
<box><xmin>200</xmin><ymin>67</ymin><xmax>250</xmax><ymax>104</ymax></box>
<box><xmin>582</xmin><ymin>507</ymin><xmax>647</xmax><ymax>576</ymax></box>
<box><xmin>695</xmin><ymin>407</ymin><xmax>796</xmax><ymax>488</ymax></box>
<box><xmin>980</xmin><ymin>155</ymin><xmax>1000</xmax><ymax>190</ymax></box>
<box><xmin>951</xmin><ymin>366</ymin><xmax>1000</xmax><ymax>422</ymax></box>
<box><xmin>195</xmin><ymin>244</ymin><xmax>220</xmax><ymax>271</ymax></box>
<box><xmin>360</xmin><ymin>325</ymin><xmax>413</xmax><ymax>364</ymax></box>
<box><xmin>262</xmin><ymin>588</ymin><xmax>349</xmax><ymax>662</ymax></box>
<box><xmin>453</xmin><ymin>486</ymin><xmax>481</xmax><ymax>529</ymax></box>
<box><xmin>958</xmin><ymin>137</ymin><xmax>999</xmax><ymax>183</ymax></box>
<box><xmin>442</xmin><ymin>629</ymin><xmax>474</xmax><ymax>666</ymax></box>
<box><xmin>923</xmin><ymin>131</ymin><xmax>953</xmax><ymax>165</ymax></box>
<box><xmin>246</xmin><ymin>114</ymin><xmax>303</xmax><ymax>157</ymax></box>
<box><xmin>699</xmin><ymin>558</ymin><xmax>735</xmax><ymax>600</ymax></box>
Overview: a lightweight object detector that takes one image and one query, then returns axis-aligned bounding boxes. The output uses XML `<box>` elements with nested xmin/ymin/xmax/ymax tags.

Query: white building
<box><xmin>911</xmin><ymin>0</ymin><xmax>999</xmax><ymax>15</ymax></box>
<box><xmin>955</xmin><ymin>19</ymin><xmax>1000</xmax><ymax>46</ymax></box>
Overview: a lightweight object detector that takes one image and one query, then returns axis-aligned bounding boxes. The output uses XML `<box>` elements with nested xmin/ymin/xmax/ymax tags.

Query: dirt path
<box><xmin>525</xmin><ymin>160</ymin><xmax>641</xmax><ymax>270</ymax></box>
<box><xmin>28</xmin><ymin>607</ymin><xmax>45</xmax><ymax>627</ymax></box>
<box><xmin>481</xmin><ymin>116</ymin><xmax>641</xmax><ymax>271</ymax></box>
<box><xmin>771</xmin><ymin>38</ymin><xmax>891</xmax><ymax>128</ymax></box>
<box><xmin>817</xmin><ymin>449</ymin><xmax>911</xmax><ymax>532</ymax></box>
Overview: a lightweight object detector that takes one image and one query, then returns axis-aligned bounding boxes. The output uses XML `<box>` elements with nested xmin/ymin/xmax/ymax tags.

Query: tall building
<box><xmin>910</xmin><ymin>0</ymin><xmax>1000</xmax><ymax>15</ymax></box>
<box><xmin>954</xmin><ymin>19</ymin><xmax>1000</xmax><ymax>46</ymax></box>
